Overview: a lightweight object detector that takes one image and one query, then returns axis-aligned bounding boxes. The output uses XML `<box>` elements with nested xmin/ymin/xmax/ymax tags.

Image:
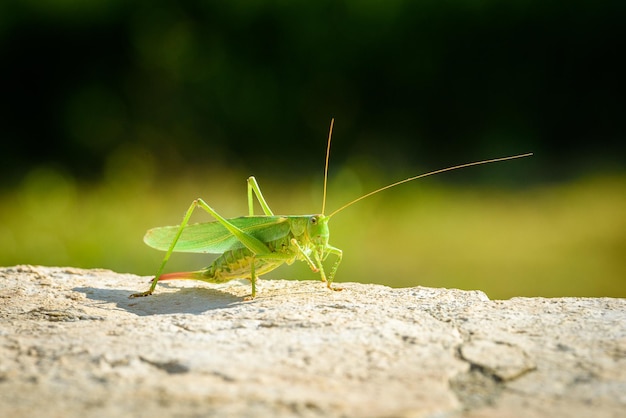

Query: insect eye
<box><xmin>310</xmin><ymin>216</ymin><xmax>317</xmax><ymax>225</ymax></box>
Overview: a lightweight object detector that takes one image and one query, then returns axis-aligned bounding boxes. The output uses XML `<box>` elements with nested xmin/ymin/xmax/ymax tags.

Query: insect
<box><xmin>131</xmin><ymin>120</ymin><xmax>532</xmax><ymax>299</ymax></box>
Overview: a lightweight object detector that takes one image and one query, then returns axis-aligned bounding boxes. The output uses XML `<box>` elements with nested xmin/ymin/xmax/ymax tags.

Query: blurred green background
<box><xmin>1</xmin><ymin>1</ymin><xmax>624</xmax><ymax>299</ymax></box>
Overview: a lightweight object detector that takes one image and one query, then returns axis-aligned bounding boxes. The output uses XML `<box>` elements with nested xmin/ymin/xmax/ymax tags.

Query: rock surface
<box><xmin>0</xmin><ymin>265</ymin><xmax>625</xmax><ymax>417</ymax></box>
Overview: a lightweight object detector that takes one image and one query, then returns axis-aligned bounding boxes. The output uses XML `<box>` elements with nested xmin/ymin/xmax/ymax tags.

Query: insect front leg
<box><xmin>324</xmin><ymin>245</ymin><xmax>343</xmax><ymax>291</ymax></box>
<box><xmin>290</xmin><ymin>238</ymin><xmax>319</xmax><ymax>273</ymax></box>
<box><xmin>314</xmin><ymin>245</ymin><xmax>343</xmax><ymax>292</ymax></box>
<box><xmin>290</xmin><ymin>239</ymin><xmax>343</xmax><ymax>292</ymax></box>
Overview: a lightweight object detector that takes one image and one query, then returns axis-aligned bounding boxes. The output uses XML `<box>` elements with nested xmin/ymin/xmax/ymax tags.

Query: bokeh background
<box><xmin>1</xmin><ymin>1</ymin><xmax>624</xmax><ymax>299</ymax></box>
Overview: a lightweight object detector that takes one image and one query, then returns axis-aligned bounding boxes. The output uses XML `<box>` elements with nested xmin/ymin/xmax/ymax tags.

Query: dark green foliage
<box><xmin>1</xmin><ymin>1</ymin><xmax>624</xmax><ymax>186</ymax></box>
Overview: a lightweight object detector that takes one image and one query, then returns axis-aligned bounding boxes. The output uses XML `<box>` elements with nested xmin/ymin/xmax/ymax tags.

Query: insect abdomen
<box><xmin>199</xmin><ymin>236</ymin><xmax>294</xmax><ymax>283</ymax></box>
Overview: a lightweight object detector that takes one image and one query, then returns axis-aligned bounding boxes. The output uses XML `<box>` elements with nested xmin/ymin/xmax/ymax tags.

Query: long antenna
<box><xmin>328</xmin><ymin>152</ymin><xmax>533</xmax><ymax>218</ymax></box>
<box><xmin>321</xmin><ymin>118</ymin><xmax>334</xmax><ymax>215</ymax></box>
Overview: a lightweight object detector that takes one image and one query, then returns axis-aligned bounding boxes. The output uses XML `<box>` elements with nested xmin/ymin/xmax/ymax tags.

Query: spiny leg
<box><xmin>247</xmin><ymin>176</ymin><xmax>274</xmax><ymax>216</ymax></box>
<box><xmin>289</xmin><ymin>238</ymin><xmax>342</xmax><ymax>291</ymax></box>
<box><xmin>194</xmin><ymin>199</ymin><xmax>273</xmax><ymax>255</ymax></box>
<box><xmin>325</xmin><ymin>246</ymin><xmax>343</xmax><ymax>291</ymax></box>
<box><xmin>290</xmin><ymin>238</ymin><xmax>319</xmax><ymax>273</ymax></box>
<box><xmin>131</xmin><ymin>198</ymin><xmax>273</xmax><ymax>298</ymax></box>
<box><xmin>130</xmin><ymin>199</ymin><xmax>205</xmax><ymax>297</ymax></box>
<box><xmin>243</xmin><ymin>260</ymin><xmax>257</xmax><ymax>301</ymax></box>
<box><xmin>314</xmin><ymin>246</ymin><xmax>343</xmax><ymax>292</ymax></box>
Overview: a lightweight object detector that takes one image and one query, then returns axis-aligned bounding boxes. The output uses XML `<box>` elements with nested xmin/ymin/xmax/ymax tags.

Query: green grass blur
<box><xmin>2</xmin><ymin>2</ymin><xmax>623</xmax><ymax>301</ymax></box>
<box><xmin>1</xmin><ymin>155</ymin><xmax>623</xmax><ymax>300</ymax></box>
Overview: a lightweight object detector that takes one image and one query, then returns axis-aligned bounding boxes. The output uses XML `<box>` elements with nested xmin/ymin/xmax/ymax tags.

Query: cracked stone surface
<box><xmin>1</xmin><ymin>265</ymin><xmax>625</xmax><ymax>417</ymax></box>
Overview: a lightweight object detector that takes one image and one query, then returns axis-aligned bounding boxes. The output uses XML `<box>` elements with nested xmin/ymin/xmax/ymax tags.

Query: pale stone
<box><xmin>0</xmin><ymin>266</ymin><xmax>624</xmax><ymax>417</ymax></box>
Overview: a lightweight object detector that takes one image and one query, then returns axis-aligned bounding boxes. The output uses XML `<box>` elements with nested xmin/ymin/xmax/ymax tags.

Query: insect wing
<box><xmin>144</xmin><ymin>216</ymin><xmax>291</xmax><ymax>254</ymax></box>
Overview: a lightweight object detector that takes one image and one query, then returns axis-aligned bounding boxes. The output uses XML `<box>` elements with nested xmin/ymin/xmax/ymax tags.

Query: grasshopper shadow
<box><xmin>73</xmin><ymin>284</ymin><xmax>245</xmax><ymax>316</ymax></box>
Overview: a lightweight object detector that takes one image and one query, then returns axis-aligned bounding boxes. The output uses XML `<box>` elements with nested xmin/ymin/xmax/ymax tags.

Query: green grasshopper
<box><xmin>131</xmin><ymin>120</ymin><xmax>531</xmax><ymax>299</ymax></box>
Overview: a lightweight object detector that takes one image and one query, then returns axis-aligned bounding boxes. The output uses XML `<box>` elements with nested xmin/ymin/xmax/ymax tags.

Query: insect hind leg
<box><xmin>130</xmin><ymin>197</ymin><xmax>272</xmax><ymax>298</ymax></box>
<box><xmin>247</xmin><ymin>176</ymin><xmax>274</xmax><ymax>216</ymax></box>
<box><xmin>130</xmin><ymin>198</ymin><xmax>208</xmax><ymax>297</ymax></box>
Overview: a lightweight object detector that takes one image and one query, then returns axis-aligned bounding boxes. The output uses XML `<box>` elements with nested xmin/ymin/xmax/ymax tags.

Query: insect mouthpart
<box><xmin>307</xmin><ymin>214</ymin><xmax>330</xmax><ymax>245</ymax></box>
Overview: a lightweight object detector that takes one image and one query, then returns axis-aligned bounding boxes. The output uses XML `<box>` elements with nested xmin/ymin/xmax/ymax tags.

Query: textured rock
<box><xmin>0</xmin><ymin>266</ymin><xmax>624</xmax><ymax>417</ymax></box>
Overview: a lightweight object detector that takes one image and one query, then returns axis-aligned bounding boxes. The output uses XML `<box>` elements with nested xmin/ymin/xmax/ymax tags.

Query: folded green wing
<box><xmin>144</xmin><ymin>216</ymin><xmax>291</xmax><ymax>254</ymax></box>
